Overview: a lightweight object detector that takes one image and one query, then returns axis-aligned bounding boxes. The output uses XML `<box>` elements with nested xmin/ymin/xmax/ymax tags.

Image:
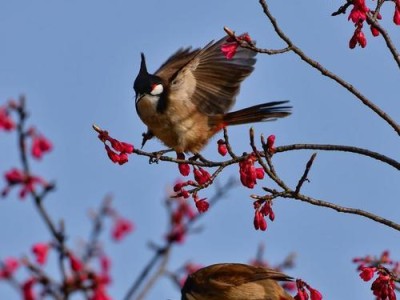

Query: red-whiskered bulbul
<box><xmin>133</xmin><ymin>36</ymin><xmax>291</xmax><ymax>153</ymax></box>
<box><xmin>181</xmin><ymin>263</ymin><xmax>294</xmax><ymax>300</ymax></box>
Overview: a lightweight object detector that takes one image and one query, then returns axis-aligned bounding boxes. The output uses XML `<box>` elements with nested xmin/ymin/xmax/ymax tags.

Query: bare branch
<box><xmin>257</xmin><ymin>0</ymin><xmax>400</xmax><ymax>135</ymax></box>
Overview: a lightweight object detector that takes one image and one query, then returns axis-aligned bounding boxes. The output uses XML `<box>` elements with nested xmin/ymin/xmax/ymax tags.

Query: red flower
<box><xmin>394</xmin><ymin>6</ymin><xmax>400</xmax><ymax>25</ymax></box>
<box><xmin>371</xmin><ymin>272</ymin><xmax>396</xmax><ymax>300</ymax></box>
<box><xmin>68</xmin><ymin>253</ymin><xmax>84</xmax><ymax>272</ymax></box>
<box><xmin>348</xmin><ymin>0</ymin><xmax>369</xmax><ymax>23</ymax></box>
<box><xmin>32</xmin><ymin>242</ymin><xmax>50</xmax><ymax>265</ymax></box>
<box><xmin>2</xmin><ymin>168</ymin><xmax>48</xmax><ymax>199</ymax></box>
<box><xmin>0</xmin><ymin>106</ymin><xmax>15</xmax><ymax>131</ymax></box>
<box><xmin>221</xmin><ymin>42</ymin><xmax>238</xmax><ymax>60</ymax></box>
<box><xmin>370</xmin><ymin>25</ymin><xmax>380</xmax><ymax>37</ymax></box>
<box><xmin>96</xmin><ymin>128</ymin><xmax>134</xmax><ymax>165</ymax></box>
<box><xmin>4</xmin><ymin>168</ymin><xmax>25</xmax><ymax>184</ymax></box>
<box><xmin>0</xmin><ymin>257</ymin><xmax>19</xmax><ymax>279</ymax></box>
<box><xmin>239</xmin><ymin>154</ymin><xmax>263</xmax><ymax>188</ymax></box>
<box><xmin>266</xmin><ymin>134</ymin><xmax>276</xmax><ymax>153</ymax></box>
<box><xmin>359</xmin><ymin>266</ymin><xmax>376</xmax><ymax>281</ymax></box>
<box><xmin>253</xmin><ymin>211</ymin><xmax>267</xmax><ymax>231</ymax></box>
<box><xmin>255</xmin><ymin>168</ymin><xmax>264</xmax><ymax>180</ymax></box>
<box><xmin>177</xmin><ymin>153</ymin><xmax>190</xmax><ymax>176</ymax></box>
<box><xmin>194</xmin><ymin>197</ymin><xmax>209</xmax><ymax>213</ymax></box>
<box><xmin>22</xmin><ymin>277</ymin><xmax>36</xmax><ymax>300</ymax></box>
<box><xmin>178</xmin><ymin>163</ymin><xmax>190</xmax><ymax>176</ymax></box>
<box><xmin>90</xmin><ymin>284</ymin><xmax>112</xmax><ymax>300</ymax></box>
<box><xmin>166</xmin><ymin>223</ymin><xmax>186</xmax><ymax>243</ymax></box>
<box><xmin>31</xmin><ymin>132</ymin><xmax>53</xmax><ymax>160</ymax></box>
<box><xmin>221</xmin><ymin>33</ymin><xmax>252</xmax><ymax>59</ymax></box>
<box><xmin>171</xmin><ymin>199</ymin><xmax>196</xmax><ymax>224</ymax></box>
<box><xmin>349</xmin><ymin>23</ymin><xmax>367</xmax><ymax>49</ymax></box>
<box><xmin>193</xmin><ymin>168</ymin><xmax>211</xmax><ymax>185</ymax></box>
<box><xmin>295</xmin><ymin>279</ymin><xmax>323</xmax><ymax>300</ymax></box>
<box><xmin>217</xmin><ymin>139</ymin><xmax>228</xmax><ymax>156</ymax></box>
<box><xmin>111</xmin><ymin>217</ymin><xmax>134</xmax><ymax>241</ymax></box>
<box><xmin>294</xmin><ymin>289</ymin><xmax>309</xmax><ymax>300</ymax></box>
<box><xmin>309</xmin><ymin>287</ymin><xmax>323</xmax><ymax>300</ymax></box>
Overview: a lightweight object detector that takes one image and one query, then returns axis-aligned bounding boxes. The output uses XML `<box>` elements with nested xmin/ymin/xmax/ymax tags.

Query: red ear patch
<box><xmin>150</xmin><ymin>83</ymin><xmax>164</xmax><ymax>96</ymax></box>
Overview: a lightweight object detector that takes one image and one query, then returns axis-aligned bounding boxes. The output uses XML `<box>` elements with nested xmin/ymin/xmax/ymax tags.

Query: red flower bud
<box><xmin>394</xmin><ymin>7</ymin><xmax>400</xmax><ymax>25</ymax></box>
<box><xmin>195</xmin><ymin>198</ymin><xmax>209</xmax><ymax>213</ymax></box>
<box><xmin>370</xmin><ymin>25</ymin><xmax>380</xmax><ymax>37</ymax></box>
<box><xmin>179</xmin><ymin>163</ymin><xmax>190</xmax><ymax>176</ymax></box>
<box><xmin>217</xmin><ymin>139</ymin><xmax>228</xmax><ymax>156</ymax></box>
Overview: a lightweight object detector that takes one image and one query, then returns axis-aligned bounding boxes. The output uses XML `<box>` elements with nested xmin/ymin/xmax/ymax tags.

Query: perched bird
<box><xmin>181</xmin><ymin>263</ymin><xmax>294</xmax><ymax>300</ymax></box>
<box><xmin>133</xmin><ymin>36</ymin><xmax>291</xmax><ymax>153</ymax></box>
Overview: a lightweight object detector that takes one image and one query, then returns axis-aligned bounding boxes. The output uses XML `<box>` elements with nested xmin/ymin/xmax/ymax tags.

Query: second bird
<box><xmin>133</xmin><ymin>35</ymin><xmax>291</xmax><ymax>153</ymax></box>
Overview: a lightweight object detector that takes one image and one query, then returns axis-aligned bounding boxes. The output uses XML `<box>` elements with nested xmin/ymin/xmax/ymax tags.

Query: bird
<box><xmin>133</xmin><ymin>36</ymin><xmax>291</xmax><ymax>154</ymax></box>
<box><xmin>181</xmin><ymin>263</ymin><xmax>294</xmax><ymax>300</ymax></box>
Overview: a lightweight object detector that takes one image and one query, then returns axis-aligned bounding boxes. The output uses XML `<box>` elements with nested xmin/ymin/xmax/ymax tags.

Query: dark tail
<box><xmin>222</xmin><ymin>101</ymin><xmax>291</xmax><ymax>126</ymax></box>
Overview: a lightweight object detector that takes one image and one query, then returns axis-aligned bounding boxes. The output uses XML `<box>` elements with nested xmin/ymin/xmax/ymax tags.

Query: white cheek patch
<box><xmin>150</xmin><ymin>84</ymin><xmax>164</xmax><ymax>95</ymax></box>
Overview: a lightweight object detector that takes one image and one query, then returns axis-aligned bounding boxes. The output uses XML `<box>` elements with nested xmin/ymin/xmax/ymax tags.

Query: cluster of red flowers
<box><xmin>98</xmin><ymin>202</ymin><xmax>135</xmax><ymax>242</ymax></box>
<box><xmin>0</xmin><ymin>202</ymin><xmax>134</xmax><ymax>300</ymax></box>
<box><xmin>253</xmin><ymin>199</ymin><xmax>275</xmax><ymax>231</ymax></box>
<box><xmin>0</xmin><ymin>247</ymin><xmax>113</xmax><ymax>300</ymax></box>
<box><xmin>96</xmin><ymin>127</ymin><xmax>134</xmax><ymax>165</ymax></box>
<box><xmin>166</xmin><ymin>197</ymin><xmax>196</xmax><ymax>243</ymax></box>
<box><xmin>111</xmin><ymin>217</ymin><xmax>134</xmax><ymax>241</ymax></box>
<box><xmin>239</xmin><ymin>153</ymin><xmax>265</xmax><ymax>189</ymax></box>
<box><xmin>347</xmin><ymin>0</ymin><xmax>400</xmax><ymax>49</ymax></box>
<box><xmin>29</xmin><ymin>127</ymin><xmax>53</xmax><ymax>160</ymax></box>
<box><xmin>2</xmin><ymin>168</ymin><xmax>50</xmax><ymax>199</ymax></box>
<box><xmin>1</xmin><ymin>99</ymin><xmax>53</xmax><ymax>200</ymax></box>
<box><xmin>353</xmin><ymin>251</ymin><xmax>399</xmax><ymax>300</ymax></box>
<box><xmin>193</xmin><ymin>167</ymin><xmax>211</xmax><ymax>185</ymax></box>
<box><xmin>221</xmin><ymin>33</ymin><xmax>252</xmax><ymax>59</ymax></box>
<box><xmin>173</xmin><ymin>179</ymin><xmax>209</xmax><ymax>214</ymax></box>
<box><xmin>294</xmin><ymin>279</ymin><xmax>323</xmax><ymax>300</ymax></box>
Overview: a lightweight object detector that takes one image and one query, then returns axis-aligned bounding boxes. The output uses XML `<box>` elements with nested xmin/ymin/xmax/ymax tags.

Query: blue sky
<box><xmin>1</xmin><ymin>0</ymin><xmax>399</xmax><ymax>299</ymax></box>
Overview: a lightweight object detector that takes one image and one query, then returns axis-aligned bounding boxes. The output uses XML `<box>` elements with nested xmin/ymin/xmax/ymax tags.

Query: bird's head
<box><xmin>133</xmin><ymin>53</ymin><xmax>164</xmax><ymax>103</ymax></box>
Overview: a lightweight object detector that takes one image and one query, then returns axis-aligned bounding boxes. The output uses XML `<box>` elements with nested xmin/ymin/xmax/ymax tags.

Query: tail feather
<box><xmin>222</xmin><ymin>101</ymin><xmax>291</xmax><ymax>126</ymax></box>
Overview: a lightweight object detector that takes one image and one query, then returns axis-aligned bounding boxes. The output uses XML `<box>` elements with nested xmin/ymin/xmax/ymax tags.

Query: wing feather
<box><xmin>157</xmin><ymin>36</ymin><xmax>256</xmax><ymax>115</ymax></box>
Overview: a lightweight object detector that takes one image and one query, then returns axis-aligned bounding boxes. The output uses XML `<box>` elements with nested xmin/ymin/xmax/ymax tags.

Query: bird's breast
<box><xmin>136</xmin><ymin>94</ymin><xmax>219</xmax><ymax>153</ymax></box>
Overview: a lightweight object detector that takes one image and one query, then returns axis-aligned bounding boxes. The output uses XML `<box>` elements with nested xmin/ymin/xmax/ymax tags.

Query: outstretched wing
<box><xmin>157</xmin><ymin>36</ymin><xmax>256</xmax><ymax>115</ymax></box>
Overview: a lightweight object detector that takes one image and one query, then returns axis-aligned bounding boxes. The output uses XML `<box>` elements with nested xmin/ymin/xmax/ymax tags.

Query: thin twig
<box><xmin>82</xmin><ymin>196</ymin><xmax>112</xmax><ymax>263</ymax></box>
<box><xmin>284</xmin><ymin>191</ymin><xmax>400</xmax><ymax>231</ymax></box>
<box><xmin>331</xmin><ymin>0</ymin><xmax>352</xmax><ymax>16</ymax></box>
<box><xmin>223</xmin><ymin>127</ymin><xmax>237</xmax><ymax>159</ymax></box>
<box><xmin>294</xmin><ymin>153</ymin><xmax>317</xmax><ymax>194</ymax></box>
<box><xmin>16</xmin><ymin>97</ymin><xmax>62</xmax><ymax>242</ymax></box>
<box><xmin>224</xmin><ymin>26</ymin><xmax>292</xmax><ymax>55</ymax></box>
<box><xmin>134</xmin><ymin>248</ymin><xmax>171</xmax><ymax>300</ymax></box>
<box><xmin>275</xmin><ymin>144</ymin><xmax>400</xmax><ymax>170</ymax></box>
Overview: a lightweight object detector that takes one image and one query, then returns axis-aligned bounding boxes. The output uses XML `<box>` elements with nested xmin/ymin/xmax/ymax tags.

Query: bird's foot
<box><xmin>148</xmin><ymin>148</ymin><xmax>173</xmax><ymax>164</ymax></box>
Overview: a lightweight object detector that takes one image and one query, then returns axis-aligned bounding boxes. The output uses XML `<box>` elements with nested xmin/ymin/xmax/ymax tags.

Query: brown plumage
<box><xmin>181</xmin><ymin>263</ymin><xmax>295</xmax><ymax>300</ymax></box>
<box><xmin>133</xmin><ymin>36</ymin><xmax>291</xmax><ymax>153</ymax></box>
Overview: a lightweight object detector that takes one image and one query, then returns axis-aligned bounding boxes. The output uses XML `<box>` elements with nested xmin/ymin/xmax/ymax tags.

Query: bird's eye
<box><xmin>150</xmin><ymin>83</ymin><xmax>164</xmax><ymax>96</ymax></box>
